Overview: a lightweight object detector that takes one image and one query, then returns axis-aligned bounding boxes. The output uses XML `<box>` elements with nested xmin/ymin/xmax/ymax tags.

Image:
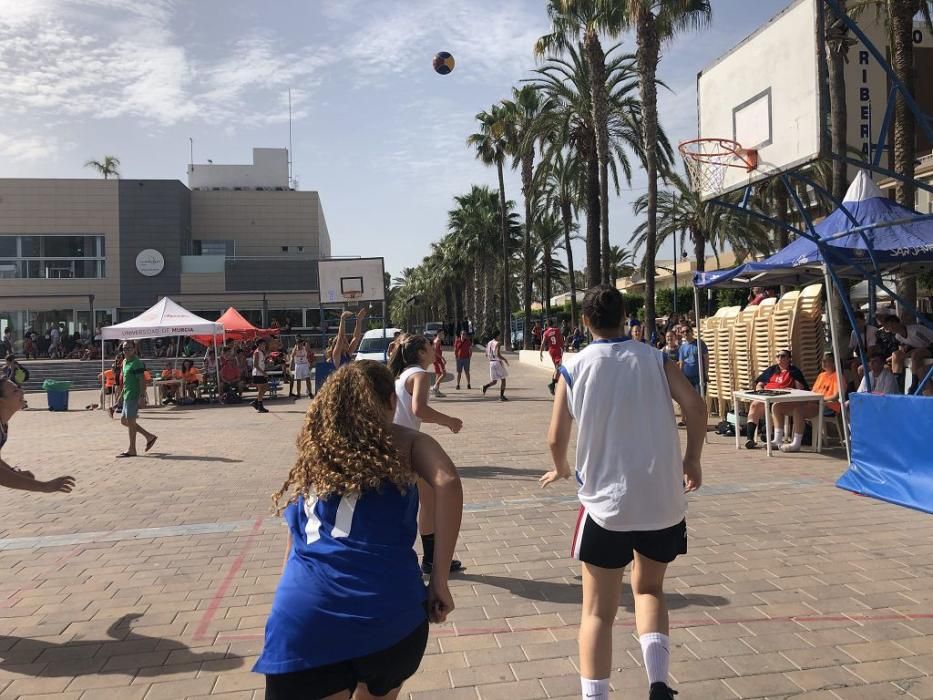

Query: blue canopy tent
<box><xmin>694</xmin><ymin>170</ymin><xmax>933</xmax><ymax>290</ymax></box>
<box><xmin>692</xmin><ymin>170</ymin><xmax>933</xmax><ymax>514</ymax></box>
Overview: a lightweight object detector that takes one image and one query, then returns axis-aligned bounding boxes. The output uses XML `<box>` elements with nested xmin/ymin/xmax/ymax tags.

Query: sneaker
<box><xmin>745</xmin><ymin>438</ymin><xmax>757</xmax><ymax>449</ymax></box>
<box><xmin>649</xmin><ymin>682</ymin><xmax>678</xmax><ymax>700</ymax></box>
<box><xmin>258</xmin><ymin>405</ymin><xmax>269</xmax><ymax>413</ymax></box>
<box><xmin>434</xmin><ymin>390</ymin><xmax>445</xmax><ymax>398</ymax></box>
<box><xmin>421</xmin><ymin>559</ymin><xmax>464</xmax><ymax>575</ymax></box>
<box><xmin>500</xmin><ymin>396</ymin><xmax>509</xmax><ymax>402</ymax></box>
<box><xmin>455</xmin><ymin>385</ymin><xmax>460</xmax><ymax>390</ymax></box>
<box><xmin>780</xmin><ymin>442</ymin><xmax>801</xmax><ymax>453</ymax></box>
<box><xmin>548</xmin><ymin>382</ymin><xmax>555</xmax><ymax>396</ymax></box>
<box><xmin>482</xmin><ymin>385</ymin><xmax>488</xmax><ymax>396</ymax></box>
<box><xmin>467</xmin><ymin>384</ymin><xmax>472</xmax><ymax>389</ymax></box>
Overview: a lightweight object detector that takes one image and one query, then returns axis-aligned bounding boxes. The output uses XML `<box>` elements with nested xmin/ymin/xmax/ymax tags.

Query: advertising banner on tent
<box><xmin>836</xmin><ymin>393</ymin><xmax>933</xmax><ymax>515</ymax></box>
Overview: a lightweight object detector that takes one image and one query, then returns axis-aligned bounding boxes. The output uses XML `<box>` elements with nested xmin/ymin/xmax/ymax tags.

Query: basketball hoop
<box><xmin>343</xmin><ymin>291</ymin><xmax>362</xmax><ymax>302</ymax></box>
<box><xmin>679</xmin><ymin>138</ymin><xmax>758</xmax><ymax>196</ymax></box>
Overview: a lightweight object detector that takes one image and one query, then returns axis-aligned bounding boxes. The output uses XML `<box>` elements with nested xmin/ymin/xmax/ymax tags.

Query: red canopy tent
<box><xmin>191</xmin><ymin>307</ymin><xmax>278</xmax><ymax>346</ymax></box>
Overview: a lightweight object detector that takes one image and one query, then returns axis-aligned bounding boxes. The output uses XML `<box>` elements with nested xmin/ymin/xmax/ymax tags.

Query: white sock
<box><xmin>580</xmin><ymin>677</ymin><xmax>609</xmax><ymax>699</ymax></box>
<box><xmin>772</xmin><ymin>428</ymin><xmax>784</xmax><ymax>445</ymax></box>
<box><xmin>639</xmin><ymin>632</ymin><xmax>671</xmax><ymax>685</ymax></box>
<box><xmin>790</xmin><ymin>432</ymin><xmax>803</xmax><ymax>447</ymax></box>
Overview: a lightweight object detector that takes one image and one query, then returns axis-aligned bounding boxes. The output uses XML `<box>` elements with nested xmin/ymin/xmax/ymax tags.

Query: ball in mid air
<box><xmin>433</xmin><ymin>51</ymin><xmax>455</xmax><ymax>75</ymax></box>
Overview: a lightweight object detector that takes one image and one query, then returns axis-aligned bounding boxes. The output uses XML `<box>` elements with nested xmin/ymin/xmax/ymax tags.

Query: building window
<box><xmin>0</xmin><ymin>235</ymin><xmax>106</xmax><ymax>279</ymax></box>
<box><xmin>297</xmin><ymin>246</ymin><xmax>304</xmax><ymax>253</ymax></box>
<box><xmin>192</xmin><ymin>240</ymin><xmax>235</xmax><ymax>256</ymax></box>
<box><xmin>281</xmin><ymin>246</ymin><xmax>289</xmax><ymax>252</ymax></box>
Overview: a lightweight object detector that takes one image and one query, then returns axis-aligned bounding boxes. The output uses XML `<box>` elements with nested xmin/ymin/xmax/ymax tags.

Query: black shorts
<box><xmin>571</xmin><ymin>508</ymin><xmax>687</xmax><ymax>569</ymax></box>
<box><xmin>264</xmin><ymin>618</ymin><xmax>429</xmax><ymax>699</ymax></box>
<box><xmin>253</xmin><ymin>376</ymin><xmax>268</xmax><ymax>385</ymax></box>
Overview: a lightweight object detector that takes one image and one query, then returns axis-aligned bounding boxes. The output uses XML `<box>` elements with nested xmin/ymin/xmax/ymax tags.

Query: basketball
<box><xmin>433</xmin><ymin>51</ymin><xmax>455</xmax><ymax>75</ymax></box>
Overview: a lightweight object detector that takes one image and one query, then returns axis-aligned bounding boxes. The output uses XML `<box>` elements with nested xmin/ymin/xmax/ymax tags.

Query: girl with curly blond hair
<box><xmin>254</xmin><ymin>360</ymin><xmax>463</xmax><ymax>700</ymax></box>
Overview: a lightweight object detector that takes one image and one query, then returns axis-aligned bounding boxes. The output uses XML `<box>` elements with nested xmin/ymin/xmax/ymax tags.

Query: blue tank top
<box><xmin>253</xmin><ymin>484</ymin><xmax>426</xmax><ymax>674</ymax></box>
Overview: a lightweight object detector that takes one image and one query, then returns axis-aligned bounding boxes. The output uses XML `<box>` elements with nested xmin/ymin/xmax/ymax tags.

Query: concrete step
<box><xmin>16</xmin><ymin>358</ymin><xmax>175</xmax><ymax>393</ymax></box>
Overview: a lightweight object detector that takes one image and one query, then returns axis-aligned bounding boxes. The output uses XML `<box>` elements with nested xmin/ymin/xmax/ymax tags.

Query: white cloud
<box><xmin>0</xmin><ymin>130</ymin><xmax>62</xmax><ymax>162</ymax></box>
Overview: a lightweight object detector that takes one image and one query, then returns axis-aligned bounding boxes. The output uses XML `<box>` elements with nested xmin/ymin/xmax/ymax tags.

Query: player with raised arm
<box><xmin>255</xmin><ymin>361</ymin><xmax>463</xmax><ymax>699</ymax></box>
<box><xmin>540</xmin><ymin>285</ymin><xmax>706</xmax><ymax>700</ymax></box>
<box><xmin>332</xmin><ymin>307</ymin><xmax>368</xmax><ymax>369</ymax></box>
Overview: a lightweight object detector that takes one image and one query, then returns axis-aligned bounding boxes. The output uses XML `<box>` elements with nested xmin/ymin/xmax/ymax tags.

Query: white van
<box><xmin>355</xmin><ymin>328</ymin><xmax>402</xmax><ymax>363</ymax></box>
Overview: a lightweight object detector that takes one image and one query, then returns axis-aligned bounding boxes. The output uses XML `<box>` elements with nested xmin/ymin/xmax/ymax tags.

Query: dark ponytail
<box><xmin>388</xmin><ymin>334</ymin><xmax>429</xmax><ymax>377</ymax></box>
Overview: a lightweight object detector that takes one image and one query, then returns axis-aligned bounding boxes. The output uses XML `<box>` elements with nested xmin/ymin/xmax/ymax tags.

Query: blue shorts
<box><xmin>122</xmin><ymin>398</ymin><xmax>139</xmax><ymax>419</ymax></box>
<box><xmin>456</xmin><ymin>358</ymin><xmax>471</xmax><ymax>373</ymax></box>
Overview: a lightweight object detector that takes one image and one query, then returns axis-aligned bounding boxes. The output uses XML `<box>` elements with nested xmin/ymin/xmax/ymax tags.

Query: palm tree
<box><xmin>606</xmin><ymin>244</ymin><xmax>636</xmax><ymax>286</ymax></box>
<box><xmin>532</xmin><ymin>213</ymin><xmax>567</xmax><ymax>320</ymax></box>
<box><xmin>536</xmin><ymin>0</ymin><xmax>624</xmax><ymax>286</ymax></box>
<box><xmin>468</xmin><ymin>105</ymin><xmax>514</xmax><ymax>348</ymax></box>
<box><xmin>597</xmin><ymin>0</ymin><xmax>712</xmax><ymax>335</ymax></box>
<box><xmin>535</xmin><ymin>149</ymin><xmax>585</xmax><ymax>326</ymax></box>
<box><xmin>528</xmin><ymin>43</ymin><xmax>673</xmax><ymax>289</ymax></box>
<box><xmin>502</xmin><ymin>86</ymin><xmax>551</xmax><ymax>349</ymax></box>
<box><xmin>826</xmin><ymin>0</ymin><xmax>853</xmax><ymax>201</ymax></box>
<box><xmin>84</xmin><ymin>156</ymin><xmax>121</xmax><ymax>179</ymax></box>
<box><xmin>632</xmin><ymin>168</ymin><xmax>772</xmax><ymax>277</ymax></box>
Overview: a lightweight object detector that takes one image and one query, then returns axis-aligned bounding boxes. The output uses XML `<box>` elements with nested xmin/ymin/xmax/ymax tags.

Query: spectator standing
<box><xmin>115</xmin><ymin>341</ymin><xmax>157</xmax><ymax>457</ymax></box>
<box><xmin>540</xmin><ymin>284</ymin><xmax>705</xmax><ymax>700</ymax></box>
<box><xmin>454</xmin><ymin>330</ymin><xmax>473</xmax><ymax>390</ymax></box>
<box><xmin>677</xmin><ymin>327</ymin><xmax>708</xmax><ymax>392</ymax></box>
<box><xmin>560</xmin><ymin>319</ymin><xmax>571</xmax><ymax>348</ymax></box>
<box><xmin>2</xmin><ymin>355</ymin><xmax>28</xmax><ymax>385</ymax></box>
<box><xmin>630</xmin><ymin>324</ymin><xmax>647</xmax><ymax>344</ymax></box>
<box><xmin>531</xmin><ymin>321</ymin><xmax>542</xmax><ymax>350</ymax></box>
<box><xmin>747</xmin><ymin>287</ymin><xmax>766</xmax><ymax>306</ymax></box>
<box><xmin>251</xmin><ymin>339</ymin><xmax>270</xmax><ymax>413</ymax></box>
<box><xmin>1</xmin><ymin>328</ymin><xmax>12</xmax><ymax>355</ymax></box>
<box><xmin>662</xmin><ymin>331</ymin><xmax>680</xmax><ymax>364</ymax></box>
<box><xmin>745</xmin><ymin>349</ymin><xmax>809</xmax><ymax>449</ymax></box>
<box><xmin>48</xmin><ymin>323</ymin><xmax>61</xmax><ymax>358</ymax></box>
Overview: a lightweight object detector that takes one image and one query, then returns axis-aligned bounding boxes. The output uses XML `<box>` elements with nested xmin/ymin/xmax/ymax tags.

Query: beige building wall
<box><xmin>0</xmin><ymin>179</ymin><xmax>120</xmax><ymax>310</ymax></box>
<box><xmin>191</xmin><ymin>190</ymin><xmax>329</xmax><ymax>258</ymax></box>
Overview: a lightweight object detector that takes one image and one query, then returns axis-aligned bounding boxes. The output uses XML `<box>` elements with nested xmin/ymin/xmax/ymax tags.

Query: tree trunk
<box><xmin>496</xmin><ymin>161</ymin><xmax>512</xmax><ymax>348</ymax></box>
<box><xmin>826</xmin><ymin>0</ymin><xmax>849</xmax><ymax>200</ymax></box>
<box><xmin>454</xmin><ymin>283</ymin><xmax>464</xmax><ymax>329</ymax></box>
<box><xmin>468</xmin><ymin>262</ymin><xmax>478</xmax><ymax>331</ymax></box>
<box><xmin>637</xmin><ymin>11</ymin><xmax>661</xmax><ymax>338</ymax></box>
<box><xmin>521</xmin><ymin>152</ymin><xmax>534</xmax><ymax>350</ymax></box>
<box><xmin>693</xmin><ymin>231</ymin><xmax>706</xmax><ymax>273</ymax></box>
<box><xmin>583</xmin><ymin>131</ymin><xmax>601</xmax><ymax>287</ymax></box>
<box><xmin>443</xmin><ymin>284</ymin><xmax>455</xmax><ymax>325</ymax></box>
<box><xmin>892</xmin><ymin>0</ymin><xmax>917</xmax><ymax>322</ymax></box>
<box><xmin>544</xmin><ymin>249</ymin><xmax>553</xmax><ymax>321</ymax></box>
<box><xmin>483</xmin><ymin>256</ymin><xmax>496</xmax><ymax>338</ymax></box>
<box><xmin>584</xmin><ymin>32</ymin><xmax>611</xmax><ymax>286</ymax></box>
<box><xmin>561</xmin><ymin>200</ymin><xmax>579</xmax><ymax>327</ymax></box>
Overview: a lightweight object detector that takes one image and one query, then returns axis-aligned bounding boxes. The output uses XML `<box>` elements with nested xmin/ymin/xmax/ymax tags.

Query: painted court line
<box><xmin>193</xmin><ymin>516</ymin><xmax>264</xmax><ymax>642</ymax></box>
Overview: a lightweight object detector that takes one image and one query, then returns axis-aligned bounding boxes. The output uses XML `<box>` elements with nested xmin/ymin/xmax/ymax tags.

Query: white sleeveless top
<box><xmin>294</xmin><ymin>347</ymin><xmax>309</xmax><ymax>365</ymax></box>
<box><xmin>561</xmin><ymin>338</ymin><xmax>685</xmax><ymax>531</ymax></box>
<box><xmin>393</xmin><ymin>366</ymin><xmax>426</xmax><ymax>431</ymax></box>
<box><xmin>252</xmin><ymin>349</ymin><xmax>265</xmax><ymax>377</ymax></box>
<box><xmin>486</xmin><ymin>339</ymin><xmax>500</xmax><ymax>362</ymax></box>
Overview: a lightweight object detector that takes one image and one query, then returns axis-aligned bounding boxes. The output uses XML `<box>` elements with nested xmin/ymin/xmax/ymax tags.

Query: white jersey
<box><xmin>294</xmin><ymin>347</ymin><xmax>310</xmax><ymax>365</ymax></box>
<box><xmin>252</xmin><ymin>349</ymin><xmax>265</xmax><ymax>377</ymax></box>
<box><xmin>394</xmin><ymin>366</ymin><xmax>426</xmax><ymax>431</ymax></box>
<box><xmin>561</xmin><ymin>338</ymin><xmax>685</xmax><ymax>531</ymax></box>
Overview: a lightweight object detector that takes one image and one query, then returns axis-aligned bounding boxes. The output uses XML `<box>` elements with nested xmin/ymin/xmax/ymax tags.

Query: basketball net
<box><xmin>679</xmin><ymin>138</ymin><xmax>758</xmax><ymax>197</ymax></box>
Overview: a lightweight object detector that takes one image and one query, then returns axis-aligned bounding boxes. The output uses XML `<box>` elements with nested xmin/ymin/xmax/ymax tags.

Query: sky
<box><xmin>0</xmin><ymin>0</ymin><xmax>791</xmax><ymax>280</ymax></box>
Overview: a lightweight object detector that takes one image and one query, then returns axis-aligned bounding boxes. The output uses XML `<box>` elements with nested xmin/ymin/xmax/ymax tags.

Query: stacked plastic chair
<box><xmin>792</xmin><ymin>283</ymin><xmax>825</xmax><ymax>386</ymax></box>
<box><xmin>700</xmin><ymin>313</ymin><xmax>723</xmax><ymax>415</ymax></box>
<box><xmin>771</xmin><ymin>290</ymin><xmax>801</xmax><ymax>359</ymax></box>
<box><xmin>751</xmin><ymin>297</ymin><xmax>778</xmax><ymax>380</ymax></box>
<box><xmin>713</xmin><ymin>306</ymin><xmax>741</xmax><ymax>416</ymax></box>
<box><xmin>733</xmin><ymin>305</ymin><xmax>760</xmax><ymax>392</ymax></box>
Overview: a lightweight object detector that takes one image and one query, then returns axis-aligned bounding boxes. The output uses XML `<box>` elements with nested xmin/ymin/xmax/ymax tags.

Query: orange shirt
<box><xmin>102</xmin><ymin>369</ymin><xmax>115</xmax><ymax>387</ymax></box>
<box><xmin>813</xmin><ymin>371</ymin><xmax>840</xmax><ymax>413</ymax></box>
<box><xmin>184</xmin><ymin>368</ymin><xmax>201</xmax><ymax>383</ymax></box>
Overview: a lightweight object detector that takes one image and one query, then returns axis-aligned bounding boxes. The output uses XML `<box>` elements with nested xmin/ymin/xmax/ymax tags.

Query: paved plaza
<box><xmin>0</xmin><ymin>356</ymin><xmax>931</xmax><ymax>699</ymax></box>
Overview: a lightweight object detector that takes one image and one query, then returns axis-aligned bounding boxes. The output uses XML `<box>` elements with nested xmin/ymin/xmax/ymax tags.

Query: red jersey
<box><xmin>542</xmin><ymin>328</ymin><xmax>564</xmax><ymax>356</ymax></box>
<box><xmin>765</xmin><ymin>369</ymin><xmax>794</xmax><ymax>389</ymax></box>
<box><xmin>454</xmin><ymin>338</ymin><xmax>472</xmax><ymax>359</ymax></box>
<box><xmin>433</xmin><ymin>336</ymin><xmax>444</xmax><ymax>362</ymax></box>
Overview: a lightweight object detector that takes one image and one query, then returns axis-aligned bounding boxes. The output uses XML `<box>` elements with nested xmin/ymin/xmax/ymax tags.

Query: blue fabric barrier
<box><xmin>314</xmin><ymin>361</ymin><xmax>336</xmax><ymax>393</ymax></box>
<box><xmin>836</xmin><ymin>392</ymin><xmax>933</xmax><ymax>514</ymax></box>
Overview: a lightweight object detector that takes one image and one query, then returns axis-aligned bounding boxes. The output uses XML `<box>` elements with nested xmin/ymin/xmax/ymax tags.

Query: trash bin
<box><xmin>42</xmin><ymin>379</ymin><xmax>72</xmax><ymax>412</ymax></box>
<box><xmin>314</xmin><ymin>362</ymin><xmax>336</xmax><ymax>394</ymax></box>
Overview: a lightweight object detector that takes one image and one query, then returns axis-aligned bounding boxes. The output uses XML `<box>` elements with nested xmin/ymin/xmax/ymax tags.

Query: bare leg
<box><xmin>305</xmin><ymin>378</ymin><xmax>313</xmax><ymax>397</ymax></box>
<box><xmin>579</xmin><ymin>562</ymin><xmax>624</xmax><ymax>680</ymax></box>
<box><xmin>465</xmin><ymin>367</ymin><xmax>471</xmax><ymax>387</ymax></box>
<box><xmin>353</xmin><ymin>684</ymin><xmax>401</xmax><ymax>699</ymax></box>
<box><xmin>632</xmin><ymin>553</ymin><xmax>669</xmax><ymax>635</ymax></box>
<box><xmin>121</xmin><ymin>417</ymin><xmax>137</xmax><ymax>454</ymax></box>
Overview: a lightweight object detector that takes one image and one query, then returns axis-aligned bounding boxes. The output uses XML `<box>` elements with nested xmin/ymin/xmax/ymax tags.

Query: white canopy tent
<box><xmin>101</xmin><ymin>298</ymin><xmax>223</xmax><ymax>402</ymax></box>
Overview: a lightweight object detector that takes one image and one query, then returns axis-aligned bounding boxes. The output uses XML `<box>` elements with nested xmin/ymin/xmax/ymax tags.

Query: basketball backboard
<box><xmin>694</xmin><ymin>0</ymin><xmax>825</xmax><ymax>201</ymax></box>
<box><xmin>317</xmin><ymin>257</ymin><xmax>385</xmax><ymax>304</ymax></box>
